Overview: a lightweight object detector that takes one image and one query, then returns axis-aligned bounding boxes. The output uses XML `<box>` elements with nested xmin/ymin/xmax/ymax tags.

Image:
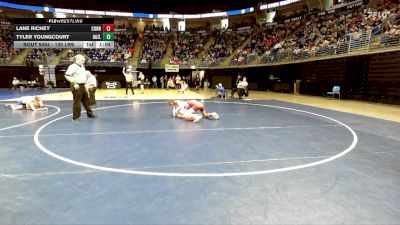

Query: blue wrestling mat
<box><xmin>0</xmin><ymin>99</ymin><xmax>399</xmax><ymax>224</ymax></box>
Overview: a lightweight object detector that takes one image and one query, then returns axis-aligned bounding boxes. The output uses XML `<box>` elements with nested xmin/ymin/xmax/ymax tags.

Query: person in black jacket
<box><xmin>230</xmin><ymin>74</ymin><xmax>242</xmax><ymax>98</ymax></box>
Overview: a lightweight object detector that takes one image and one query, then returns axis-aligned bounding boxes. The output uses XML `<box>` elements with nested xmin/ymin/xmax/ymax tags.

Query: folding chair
<box><xmin>327</xmin><ymin>86</ymin><xmax>340</xmax><ymax>99</ymax></box>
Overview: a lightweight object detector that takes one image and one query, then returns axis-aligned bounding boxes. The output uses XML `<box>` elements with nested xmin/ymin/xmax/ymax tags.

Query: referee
<box><xmin>122</xmin><ymin>66</ymin><xmax>134</xmax><ymax>95</ymax></box>
<box><xmin>64</xmin><ymin>54</ymin><xmax>96</xmax><ymax>121</ymax></box>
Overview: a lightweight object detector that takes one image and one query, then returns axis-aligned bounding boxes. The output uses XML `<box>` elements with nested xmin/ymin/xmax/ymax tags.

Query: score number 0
<box><xmin>102</xmin><ymin>24</ymin><xmax>114</xmax><ymax>32</ymax></box>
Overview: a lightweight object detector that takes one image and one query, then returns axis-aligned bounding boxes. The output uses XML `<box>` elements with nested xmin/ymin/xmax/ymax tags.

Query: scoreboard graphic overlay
<box><xmin>14</xmin><ymin>18</ymin><xmax>115</xmax><ymax>49</ymax></box>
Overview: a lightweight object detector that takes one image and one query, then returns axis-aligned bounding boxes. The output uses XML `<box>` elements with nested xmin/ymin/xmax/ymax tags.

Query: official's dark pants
<box><xmin>231</xmin><ymin>87</ymin><xmax>238</xmax><ymax>97</ymax></box>
<box><xmin>126</xmin><ymin>81</ymin><xmax>134</xmax><ymax>95</ymax></box>
<box><xmin>89</xmin><ymin>87</ymin><xmax>97</xmax><ymax>105</ymax></box>
<box><xmin>71</xmin><ymin>84</ymin><xmax>94</xmax><ymax>120</ymax></box>
<box><xmin>238</xmin><ymin>88</ymin><xmax>248</xmax><ymax>99</ymax></box>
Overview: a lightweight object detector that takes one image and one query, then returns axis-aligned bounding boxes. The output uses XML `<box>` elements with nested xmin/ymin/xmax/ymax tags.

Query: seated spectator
<box><xmin>211</xmin><ymin>83</ymin><xmax>226</xmax><ymax>99</ymax></box>
<box><xmin>34</xmin><ymin>77</ymin><xmax>44</xmax><ymax>90</ymax></box>
<box><xmin>237</xmin><ymin>77</ymin><xmax>249</xmax><ymax>99</ymax></box>
<box><xmin>10</xmin><ymin>77</ymin><xmax>20</xmax><ymax>90</ymax></box>
<box><xmin>46</xmin><ymin>80</ymin><xmax>55</xmax><ymax>90</ymax></box>
<box><xmin>388</xmin><ymin>25</ymin><xmax>399</xmax><ymax>37</ymax></box>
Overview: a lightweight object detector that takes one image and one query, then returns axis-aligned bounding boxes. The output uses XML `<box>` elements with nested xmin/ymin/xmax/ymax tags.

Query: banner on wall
<box><xmin>283</xmin><ymin>16</ymin><xmax>302</xmax><ymax>23</ymax></box>
<box><xmin>165</xmin><ymin>64</ymin><xmax>179</xmax><ymax>72</ymax></box>
<box><xmin>315</xmin><ymin>0</ymin><xmax>363</xmax><ymax>17</ymax></box>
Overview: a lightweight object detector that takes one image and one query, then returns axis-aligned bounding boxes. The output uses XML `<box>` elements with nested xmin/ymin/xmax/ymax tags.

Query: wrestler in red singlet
<box><xmin>186</xmin><ymin>100</ymin><xmax>205</xmax><ymax>112</ymax></box>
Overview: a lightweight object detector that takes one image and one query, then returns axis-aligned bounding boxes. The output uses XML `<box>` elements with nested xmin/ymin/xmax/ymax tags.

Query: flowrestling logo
<box><xmin>106</xmin><ymin>81</ymin><xmax>117</xmax><ymax>89</ymax></box>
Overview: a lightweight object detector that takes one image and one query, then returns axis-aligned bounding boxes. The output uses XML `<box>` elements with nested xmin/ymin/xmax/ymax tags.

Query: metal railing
<box><xmin>199</xmin><ymin>57</ymin><xmax>227</xmax><ymax>67</ymax></box>
<box><xmin>254</xmin><ymin>30</ymin><xmax>400</xmax><ymax>65</ymax></box>
<box><xmin>59</xmin><ymin>60</ymin><xmax>125</xmax><ymax>67</ymax></box>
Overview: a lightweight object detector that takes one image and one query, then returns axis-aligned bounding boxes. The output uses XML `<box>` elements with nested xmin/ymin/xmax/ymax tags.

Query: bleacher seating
<box><xmin>0</xmin><ymin>18</ymin><xmax>20</xmax><ymax>64</ymax></box>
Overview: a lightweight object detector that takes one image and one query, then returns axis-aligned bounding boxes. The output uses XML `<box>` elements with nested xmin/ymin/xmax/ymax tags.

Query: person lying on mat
<box><xmin>169</xmin><ymin>100</ymin><xmax>219</xmax><ymax>122</ymax></box>
<box><xmin>4</xmin><ymin>96</ymin><xmax>47</xmax><ymax>111</ymax></box>
<box><xmin>174</xmin><ymin>106</ymin><xmax>204</xmax><ymax>123</ymax></box>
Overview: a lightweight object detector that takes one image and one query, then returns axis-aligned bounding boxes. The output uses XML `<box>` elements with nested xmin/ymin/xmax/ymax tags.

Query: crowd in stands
<box><xmin>62</xmin><ymin>48</ymin><xmax>128</xmax><ymax>64</ymax></box>
<box><xmin>201</xmin><ymin>28</ymin><xmax>253</xmax><ymax>65</ymax></box>
<box><xmin>170</xmin><ymin>32</ymin><xmax>208</xmax><ymax>64</ymax></box>
<box><xmin>0</xmin><ymin>19</ymin><xmax>20</xmax><ymax>64</ymax></box>
<box><xmin>1</xmin><ymin>0</ymin><xmax>399</xmax><ymax>67</ymax></box>
<box><xmin>144</xmin><ymin>24</ymin><xmax>165</xmax><ymax>32</ymax></box>
<box><xmin>115</xmin><ymin>32</ymin><xmax>137</xmax><ymax>54</ymax></box>
<box><xmin>26</xmin><ymin>49</ymin><xmax>61</xmax><ymax>66</ymax></box>
<box><xmin>234</xmin><ymin>0</ymin><xmax>400</xmax><ymax>65</ymax></box>
<box><xmin>60</xmin><ymin>33</ymin><xmax>135</xmax><ymax>64</ymax></box>
<box><xmin>139</xmin><ymin>32</ymin><xmax>168</xmax><ymax>64</ymax></box>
